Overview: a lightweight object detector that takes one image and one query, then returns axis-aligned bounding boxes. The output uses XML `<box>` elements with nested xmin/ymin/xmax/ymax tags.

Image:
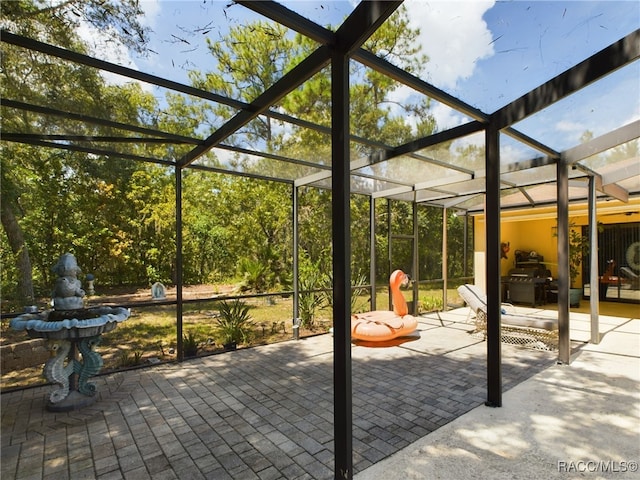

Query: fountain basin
<box><xmin>10</xmin><ymin>306</ymin><xmax>130</xmax><ymax>340</ymax></box>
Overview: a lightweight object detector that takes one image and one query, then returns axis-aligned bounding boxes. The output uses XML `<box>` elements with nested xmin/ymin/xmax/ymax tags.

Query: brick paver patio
<box><xmin>1</xmin><ymin>311</ymin><xmax>557</xmax><ymax>479</ymax></box>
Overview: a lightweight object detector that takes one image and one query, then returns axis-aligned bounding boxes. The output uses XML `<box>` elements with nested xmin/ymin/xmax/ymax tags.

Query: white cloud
<box><xmin>76</xmin><ymin>21</ymin><xmax>153</xmax><ymax>91</ymax></box>
<box><xmin>625</xmin><ymin>106</ymin><xmax>640</xmax><ymax>126</ymax></box>
<box><xmin>450</xmin><ymin>129</ymin><xmax>484</xmax><ymax>153</ymax></box>
<box><xmin>139</xmin><ymin>0</ymin><xmax>162</xmax><ymax>28</ymax></box>
<box><xmin>386</xmin><ymin>82</ymin><xmax>471</xmax><ymax>133</ymax></box>
<box><xmin>387</xmin><ymin>84</ymin><xmax>415</xmax><ymax>107</ymax></box>
<box><xmin>73</xmin><ymin>0</ymin><xmax>161</xmax><ymax>89</ymax></box>
<box><xmin>77</xmin><ymin>23</ymin><xmax>134</xmax><ymax>67</ymax></box>
<box><xmin>405</xmin><ymin>0</ymin><xmax>496</xmax><ymax>88</ymax></box>
<box><xmin>555</xmin><ymin>120</ymin><xmax>584</xmax><ymax>133</ymax></box>
<box><xmin>430</xmin><ymin>102</ymin><xmax>470</xmax><ymax>131</ymax></box>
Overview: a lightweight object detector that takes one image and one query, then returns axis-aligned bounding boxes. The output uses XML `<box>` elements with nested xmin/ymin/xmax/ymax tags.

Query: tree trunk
<box><xmin>0</xmin><ymin>199</ymin><xmax>35</xmax><ymax>305</ymax></box>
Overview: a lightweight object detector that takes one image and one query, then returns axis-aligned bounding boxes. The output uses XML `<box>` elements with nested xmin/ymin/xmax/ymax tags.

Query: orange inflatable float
<box><xmin>351</xmin><ymin>270</ymin><xmax>418</xmax><ymax>342</ymax></box>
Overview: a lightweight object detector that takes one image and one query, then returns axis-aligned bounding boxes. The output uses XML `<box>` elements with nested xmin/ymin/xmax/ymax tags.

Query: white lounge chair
<box><xmin>458</xmin><ymin>284</ymin><xmax>558</xmax><ymax>351</ymax></box>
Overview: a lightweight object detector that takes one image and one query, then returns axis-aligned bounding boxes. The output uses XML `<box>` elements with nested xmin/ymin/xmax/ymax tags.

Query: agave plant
<box><xmin>216</xmin><ymin>299</ymin><xmax>253</xmax><ymax>347</ymax></box>
<box><xmin>182</xmin><ymin>331</ymin><xmax>200</xmax><ymax>357</ymax></box>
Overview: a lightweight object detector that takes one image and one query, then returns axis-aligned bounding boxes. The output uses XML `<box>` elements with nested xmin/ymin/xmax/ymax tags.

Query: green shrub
<box><xmin>183</xmin><ymin>331</ymin><xmax>200</xmax><ymax>357</ymax></box>
<box><xmin>297</xmin><ymin>252</ymin><xmax>328</xmax><ymax>329</ymax></box>
<box><xmin>120</xmin><ymin>350</ymin><xmax>144</xmax><ymax>367</ymax></box>
<box><xmin>216</xmin><ymin>299</ymin><xmax>253</xmax><ymax>345</ymax></box>
<box><xmin>419</xmin><ymin>295</ymin><xmax>442</xmax><ymax>313</ymax></box>
<box><xmin>237</xmin><ymin>257</ymin><xmax>274</xmax><ymax>292</ymax></box>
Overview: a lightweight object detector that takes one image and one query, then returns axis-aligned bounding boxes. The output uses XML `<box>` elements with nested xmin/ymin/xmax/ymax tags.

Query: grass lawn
<box><xmin>1</xmin><ymin>295</ymin><xmax>330</xmax><ymax>390</ymax></box>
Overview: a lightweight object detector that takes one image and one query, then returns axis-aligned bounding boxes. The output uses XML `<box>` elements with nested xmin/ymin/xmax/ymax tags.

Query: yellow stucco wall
<box><xmin>473</xmin><ymin>198</ymin><xmax>640</xmax><ymax>284</ymax></box>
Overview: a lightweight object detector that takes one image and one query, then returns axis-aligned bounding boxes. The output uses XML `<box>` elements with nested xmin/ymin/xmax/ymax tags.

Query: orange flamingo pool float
<box><xmin>351</xmin><ymin>270</ymin><xmax>418</xmax><ymax>342</ymax></box>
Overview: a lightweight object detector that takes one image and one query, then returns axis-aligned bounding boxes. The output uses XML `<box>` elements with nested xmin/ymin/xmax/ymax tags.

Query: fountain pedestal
<box><xmin>10</xmin><ymin>253</ymin><xmax>129</xmax><ymax>411</ymax></box>
<box><xmin>12</xmin><ymin>307</ymin><xmax>129</xmax><ymax>411</ymax></box>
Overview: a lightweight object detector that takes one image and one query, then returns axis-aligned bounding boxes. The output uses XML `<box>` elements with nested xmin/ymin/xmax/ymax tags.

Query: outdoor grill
<box><xmin>507</xmin><ymin>267</ymin><xmax>550</xmax><ymax>307</ymax></box>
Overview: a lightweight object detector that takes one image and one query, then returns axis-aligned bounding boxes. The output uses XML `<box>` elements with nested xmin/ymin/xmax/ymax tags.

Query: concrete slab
<box><xmin>355</xmin><ymin>313</ymin><xmax>640</xmax><ymax>480</ymax></box>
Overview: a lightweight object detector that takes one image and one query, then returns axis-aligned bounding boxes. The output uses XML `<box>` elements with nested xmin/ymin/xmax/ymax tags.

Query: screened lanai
<box><xmin>1</xmin><ymin>1</ymin><xmax>639</xmax><ymax>478</ymax></box>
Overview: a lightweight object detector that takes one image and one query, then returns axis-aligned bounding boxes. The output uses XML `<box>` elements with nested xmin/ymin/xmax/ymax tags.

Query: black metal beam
<box><xmin>175</xmin><ymin>166</ymin><xmax>184</xmax><ymax>361</ymax></box>
<box><xmin>409</xmin><ymin>152</ymin><xmax>475</xmax><ymax>176</ymax></box>
<box><xmin>588</xmin><ymin>176</ymin><xmax>600</xmax><ymax>344</ymax></box>
<box><xmin>494</xmin><ymin>30</ymin><xmax>640</xmax><ymax>129</ymax></box>
<box><xmin>1</xmin><ymin>133</ymin><xmax>198</xmax><ymax>144</ymax></box>
<box><xmin>4</xmin><ymin>138</ymin><xmax>174</xmax><ymax>166</ymax></box>
<box><xmin>354</xmin><ymin>48</ymin><xmax>488</xmax><ymax>123</ymax></box>
<box><xmin>336</xmin><ymin>1</ymin><xmax>403</xmax><ymax>54</ymax></box>
<box><xmin>237</xmin><ymin>0</ymin><xmax>334</xmax><ymax>45</ymax></box>
<box><xmin>292</xmin><ymin>185</ymin><xmax>300</xmax><ymax>322</ymax></box>
<box><xmin>330</xmin><ymin>4</ymin><xmax>403</xmax><ymax>478</ymax></box>
<box><xmin>187</xmin><ymin>162</ymin><xmax>294</xmax><ymax>185</ymax></box>
<box><xmin>178</xmin><ymin>45</ymin><xmax>332</xmax><ymax>167</ymax></box>
<box><xmin>0</xmin><ymin>30</ymin><xmax>247</xmax><ymax>110</ymax></box>
<box><xmin>393</xmin><ymin>121</ymin><xmax>485</xmax><ymax>159</ymax></box>
<box><xmin>502</xmin><ymin>129</ymin><xmax>560</xmax><ymax>158</ymax></box>
<box><xmin>370</xmin><ymin>197</ymin><xmax>377</xmax><ymax>312</ymax></box>
<box><xmin>216</xmin><ymin>144</ymin><xmax>331</xmax><ymax>171</ymax></box>
<box><xmin>2</xmin><ymin>99</ymin><xmax>197</xmax><ymax>143</ymax></box>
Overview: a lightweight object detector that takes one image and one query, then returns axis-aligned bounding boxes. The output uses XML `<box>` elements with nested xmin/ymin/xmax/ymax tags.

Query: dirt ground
<box><xmin>85</xmin><ymin>283</ymin><xmax>240</xmax><ymax>305</ymax></box>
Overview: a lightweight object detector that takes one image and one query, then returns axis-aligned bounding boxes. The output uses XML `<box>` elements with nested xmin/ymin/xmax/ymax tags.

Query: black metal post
<box><xmin>557</xmin><ymin>159</ymin><xmax>570</xmax><ymax>364</ymax></box>
<box><xmin>442</xmin><ymin>207</ymin><xmax>448</xmax><ymax>312</ymax></box>
<box><xmin>370</xmin><ymin>196</ymin><xmax>376</xmax><ymax>312</ymax></box>
<box><xmin>485</xmin><ymin>122</ymin><xmax>502</xmax><ymax>407</ymax></box>
<box><xmin>293</xmin><ymin>185</ymin><xmax>300</xmax><ymax>322</ymax></box>
<box><xmin>387</xmin><ymin>199</ymin><xmax>392</xmax><ymax>311</ymax></box>
<box><xmin>412</xmin><ymin>199</ymin><xmax>419</xmax><ymax>314</ymax></box>
<box><xmin>463</xmin><ymin>210</ymin><xmax>469</xmax><ymax>281</ymax></box>
<box><xmin>176</xmin><ymin>166</ymin><xmax>184</xmax><ymax>361</ymax></box>
<box><xmin>331</xmin><ymin>48</ymin><xmax>353</xmax><ymax>479</ymax></box>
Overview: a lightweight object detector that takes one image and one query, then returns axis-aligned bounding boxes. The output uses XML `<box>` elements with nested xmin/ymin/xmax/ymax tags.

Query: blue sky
<box><xmin>82</xmin><ymin>1</ymin><xmax>639</xmax><ymax>153</ymax></box>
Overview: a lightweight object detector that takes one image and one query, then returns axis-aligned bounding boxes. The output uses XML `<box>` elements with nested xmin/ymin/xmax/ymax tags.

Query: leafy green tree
<box><xmin>188</xmin><ymin>21</ymin><xmax>295</xmax><ymax>148</ymax></box>
<box><xmin>0</xmin><ymin>0</ymin><xmax>150</xmax><ymax>304</ymax></box>
<box><xmin>0</xmin><ymin>0</ymin><xmax>149</xmax><ymax>54</ymax></box>
<box><xmin>0</xmin><ymin>1</ymin><xmax>452</xmax><ymax>312</ymax></box>
<box><xmin>211</xmin><ymin>177</ymin><xmax>293</xmax><ymax>291</ymax></box>
<box><xmin>123</xmin><ymin>163</ymin><xmax>176</xmax><ymax>285</ymax></box>
<box><xmin>181</xmin><ymin>170</ymin><xmax>233</xmax><ymax>284</ymax></box>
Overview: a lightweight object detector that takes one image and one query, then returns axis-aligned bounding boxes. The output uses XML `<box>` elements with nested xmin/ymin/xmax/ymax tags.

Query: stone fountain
<box><xmin>10</xmin><ymin>253</ymin><xmax>130</xmax><ymax>411</ymax></box>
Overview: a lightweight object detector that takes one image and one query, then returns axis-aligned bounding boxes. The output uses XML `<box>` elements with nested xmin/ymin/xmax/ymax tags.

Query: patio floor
<box><xmin>1</xmin><ymin>306</ymin><xmax>637</xmax><ymax>479</ymax></box>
